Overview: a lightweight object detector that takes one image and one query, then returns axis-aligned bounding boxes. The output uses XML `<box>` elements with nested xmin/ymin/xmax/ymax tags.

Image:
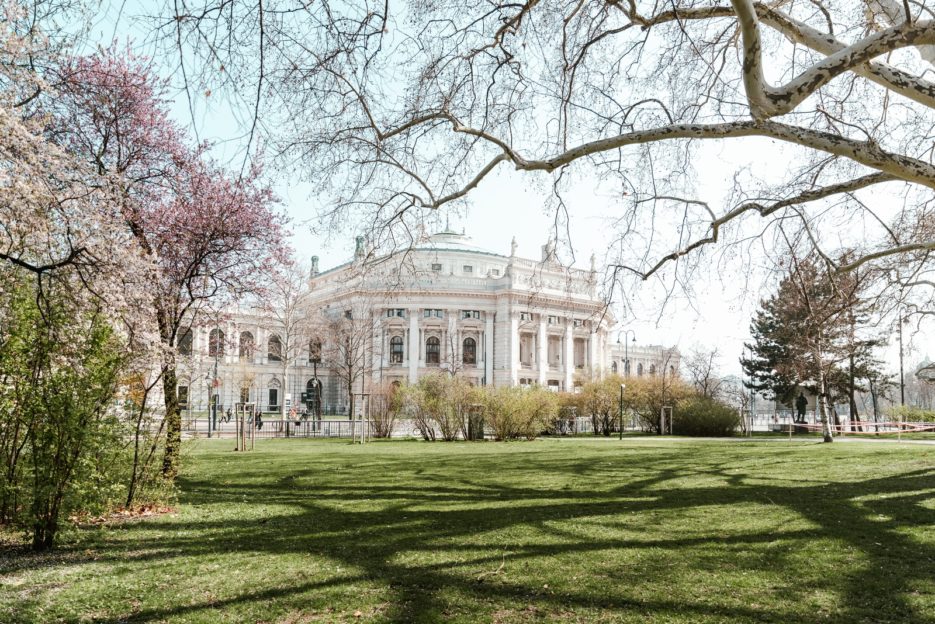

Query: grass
<box><xmin>1</xmin><ymin>437</ymin><xmax>934</xmax><ymax>623</ymax></box>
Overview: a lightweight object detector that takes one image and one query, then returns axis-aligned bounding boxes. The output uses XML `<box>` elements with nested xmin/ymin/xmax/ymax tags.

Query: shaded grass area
<box><xmin>1</xmin><ymin>438</ymin><xmax>934</xmax><ymax>623</ymax></box>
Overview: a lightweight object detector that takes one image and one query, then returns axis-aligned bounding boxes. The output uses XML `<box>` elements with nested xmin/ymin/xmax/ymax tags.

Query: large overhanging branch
<box><xmin>612</xmin><ymin>172</ymin><xmax>897</xmax><ymax>280</ymax></box>
<box><xmin>408</xmin><ymin>116</ymin><xmax>935</xmax><ymax>206</ymax></box>
<box><xmin>0</xmin><ymin>246</ymin><xmax>89</xmax><ymax>276</ymax></box>
<box><xmin>731</xmin><ymin>0</ymin><xmax>935</xmax><ymax>118</ymax></box>
<box><xmin>836</xmin><ymin>241</ymin><xmax>935</xmax><ymax>273</ymax></box>
<box><xmin>621</xmin><ymin>1</ymin><xmax>935</xmax><ymax>110</ymax></box>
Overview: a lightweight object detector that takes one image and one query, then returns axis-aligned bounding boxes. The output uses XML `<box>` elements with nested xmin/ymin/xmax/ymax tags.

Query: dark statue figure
<box><xmin>795</xmin><ymin>392</ymin><xmax>808</xmax><ymax>423</ymax></box>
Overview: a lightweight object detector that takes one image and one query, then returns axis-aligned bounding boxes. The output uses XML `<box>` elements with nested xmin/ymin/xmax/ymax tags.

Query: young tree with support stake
<box><xmin>259</xmin><ymin>260</ymin><xmax>316</xmax><ymax>422</ymax></box>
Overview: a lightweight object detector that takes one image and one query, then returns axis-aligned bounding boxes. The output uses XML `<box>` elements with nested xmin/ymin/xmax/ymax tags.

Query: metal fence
<box><xmin>184</xmin><ymin>417</ymin><xmax>374</xmax><ymax>439</ymax></box>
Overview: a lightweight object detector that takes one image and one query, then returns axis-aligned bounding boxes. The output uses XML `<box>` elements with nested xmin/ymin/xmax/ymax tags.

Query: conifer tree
<box><xmin>742</xmin><ymin>257</ymin><xmax>883</xmax><ymax>442</ymax></box>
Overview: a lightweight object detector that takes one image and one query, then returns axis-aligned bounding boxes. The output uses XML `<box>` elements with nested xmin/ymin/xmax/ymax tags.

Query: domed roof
<box><xmin>415</xmin><ymin>229</ymin><xmax>504</xmax><ymax>257</ymax></box>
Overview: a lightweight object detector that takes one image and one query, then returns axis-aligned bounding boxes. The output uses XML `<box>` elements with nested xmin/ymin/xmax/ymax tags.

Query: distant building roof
<box><xmin>412</xmin><ymin>230</ymin><xmax>504</xmax><ymax>258</ymax></box>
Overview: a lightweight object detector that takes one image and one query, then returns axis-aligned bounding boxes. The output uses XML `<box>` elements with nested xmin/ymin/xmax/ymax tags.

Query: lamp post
<box><xmin>898</xmin><ymin>310</ymin><xmax>906</xmax><ymax>406</ymax></box>
<box><xmin>618</xmin><ymin>383</ymin><xmax>626</xmax><ymax>440</ymax></box>
<box><xmin>617</xmin><ymin>330</ymin><xmax>636</xmax><ymax>378</ymax></box>
<box><xmin>212</xmin><ymin>319</ymin><xmax>220</xmax><ymax>436</ymax></box>
<box><xmin>204</xmin><ymin>373</ymin><xmax>213</xmax><ymax>438</ymax></box>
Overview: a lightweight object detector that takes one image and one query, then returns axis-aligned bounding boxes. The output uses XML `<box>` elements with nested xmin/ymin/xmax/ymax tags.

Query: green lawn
<box><xmin>2</xmin><ymin>438</ymin><xmax>934</xmax><ymax>623</ymax></box>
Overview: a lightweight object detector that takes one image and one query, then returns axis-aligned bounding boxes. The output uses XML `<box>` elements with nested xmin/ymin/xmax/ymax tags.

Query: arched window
<box><xmin>426</xmin><ymin>336</ymin><xmax>440</xmax><ymax>365</ymax></box>
<box><xmin>209</xmin><ymin>328</ymin><xmax>225</xmax><ymax>357</ymax></box>
<box><xmin>637</xmin><ymin>363</ymin><xmax>643</xmax><ymax>377</ymax></box>
<box><xmin>650</xmin><ymin>364</ymin><xmax>656</xmax><ymax>376</ymax></box>
<box><xmin>390</xmin><ymin>336</ymin><xmax>404</xmax><ymax>364</ymax></box>
<box><xmin>177</xmin><ymin>328</ymin><xmax>193</xmax><ymax>356</ymax></box>
<box><xmin>611</xmin><ymin>361</ymin><xmax>618</xmax><ymax>374</ymax></box>
<box><xmin>239</xmin><ymin>331</ymin><xmax>255</xmax><ymax>361</ymax></box>
<box><xmin>306</xmin><ymin>378</ymin><xmax>320</xmax><ymax>410</ymax></box>
<box><xmin>624</xmin><ymin>360</ymin><xmax>631</xmax><ymax>376</ymax></box>
<box><xmin>463</xmin><ymin>337</ymin><xmax>476</xmax><ymax>365</ymax></box>
<box><xmin>309</xmin><ymin>338</ymin><xmax>322</xmax><ymax>364</ymax></box>
<box><xmin>268</xmin><ymin>334</ymin><xmax>283</xmax><ymax>362</ymax></box>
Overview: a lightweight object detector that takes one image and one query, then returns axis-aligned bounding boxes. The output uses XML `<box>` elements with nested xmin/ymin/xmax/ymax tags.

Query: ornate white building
<box><xmin>175</xmin><ymin>230</ymin><xmax>679</xmax><ymax>416</ymax></box>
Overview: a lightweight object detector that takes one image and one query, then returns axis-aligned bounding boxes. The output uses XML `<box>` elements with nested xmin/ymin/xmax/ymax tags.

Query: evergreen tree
<box><xmin>741</xmin><ymin>257</ymin><xmax>883</xmax><ymax>442</ymax></box>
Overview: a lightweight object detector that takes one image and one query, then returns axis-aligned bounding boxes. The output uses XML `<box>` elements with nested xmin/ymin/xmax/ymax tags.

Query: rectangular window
<box><xmin>463</xmin><ymin>265</ymin><xmax>473</xmax><ymax>273</ymax></box>
<box><xmin>268</xmin><ymin>388</ymin><xmax>279</xmax><ymax>409</ymax></box>
<box><xmin>519</xmin><ymin>334</ymin><xmax>534</xmax><ymax>366</ymax></box>
<box><xmin>548</xmin><ymin>336</ymin><xmax>561</xmax><ymax>365</ymax></box>
<box><xmin>462</xmin><ymin>310</ymin><xmax>480</xmax><ymax>320</ymax></box>
<box><xmin>425</xmin><ymin>309</ymin><xmax>443</xmax><ymax>319</ymax></box>
<box><xmin>573</xmin><ymin>319</ymin><xmax>584</xmax><ymax>328</ymax></box>
<box><xmin>177</xmin><ymin>385</ymin><xmax>189</xmax><ymax>408</ymax></box>
<box><xmin>386</xmin><ymin>308</ymin><xmax>405</xmax><ymax>318</ymax></box>
<box><xmin>431</xmin><ymin>263</ymin><xmax>442</xmax><ymax>271</ymax></box>
<box><xmin>390</xmin><ymin>337</ymin><xmax>404</xmax><ymax>364</ymax></box>
<box><xmin>548</xmin><ymin>315</ymin><xmax>559</xmax><ymax>324</ymax></box>
<box><xmin>574</xmin><ymin>338</ymin><xmax>586</xmax><ymax>369</ymax></box>
<box><xmin>520</xmin><ymin>312</ymin><xmax>532</xmax><ymax>321</ymax></box>
<box><xmin>344</xmin><ymin>310</ymin><xmax>353</xmax><ymax>319</ymax></box>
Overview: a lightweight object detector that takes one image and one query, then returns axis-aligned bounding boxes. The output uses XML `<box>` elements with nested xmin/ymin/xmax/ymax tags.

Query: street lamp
<box><xmin>898</xmin><ymin>310</ymin><xmax>908</xmax><ymax>406</ymax></box>
<box><xmin>617</xmin><ymin>330</ymin><xmax>636</xmax><ymax>378</ymax></box>
<box><xmin>618</xmin><ymin>383</ymin><xmax>626</xmax><ymax>440</ymax></box>
<box><xmin>204</xmin><ymin>372</ymin><xmax>213</xmax><ymax>439</ymax></box>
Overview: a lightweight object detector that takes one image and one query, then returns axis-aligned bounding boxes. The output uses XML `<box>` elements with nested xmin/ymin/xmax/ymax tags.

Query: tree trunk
<box><xmin>818</xmin><ymin>369</ymin><xmax>833</xmax><ymax>443</ymax></box>
<box><xmin>347</xmin><ymin>363</ymin><xmax>355</xmax><ymax>421</ymax></box>
<box><xmin>281</xmin><ymin>362</ymin><xmax>288</xmax><ymax>421</ymax></box>
<box><xmin>161</xmin><ymin>362</ymin><xmax>181</xmax><ymax>480</ymax></box>
<box><xmin>848</xmin><ymin>354</ymin><xmax>863</xmax><ymax>432</ymax></box>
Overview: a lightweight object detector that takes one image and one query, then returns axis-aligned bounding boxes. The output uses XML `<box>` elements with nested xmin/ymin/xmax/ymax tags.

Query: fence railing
<box><xmin>184</xmin><ymin>418</ymin><xmax>374</xmax><ymax>439</ymax></box>
<box><xmin>183</xmin><ymin>412</ymin><xmax>933</xmax><ymax>440</ymax></box>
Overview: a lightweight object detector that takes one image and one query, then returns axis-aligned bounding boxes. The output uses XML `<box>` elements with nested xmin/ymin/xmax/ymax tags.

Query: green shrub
<box><xmin>885</xmin><ymin>405</ymin><xmax>935</xmax><ymax>423</ymax></box>
<box><xmin>673</xmin><ymin>396</ymin><xmax>740</xmax><ymax>437</ymax></box>
<box><xmin>482</xmin><ymin>386</ymin><xmax>558</xmax><ymax>441</ymax></box>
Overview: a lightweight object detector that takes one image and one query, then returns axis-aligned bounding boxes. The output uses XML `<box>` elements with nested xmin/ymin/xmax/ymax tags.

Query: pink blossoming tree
<box><xmin>52</xmin><ymin>48</ymin><xmax>287</xmax><ymax>479</ymax></box>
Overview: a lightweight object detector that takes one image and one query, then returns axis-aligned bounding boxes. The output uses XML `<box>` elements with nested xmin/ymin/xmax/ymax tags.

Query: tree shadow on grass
<box><xmin>3</xmin><ymin>443</ymin><xmax>934</xmax><ymax>623</ymax></box>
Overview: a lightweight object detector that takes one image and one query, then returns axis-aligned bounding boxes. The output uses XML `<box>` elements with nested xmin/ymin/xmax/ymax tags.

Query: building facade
<box><xmin>176</xmin><ymin>231</ymin><xmax>679</xmax><ymax>416</ymax></box>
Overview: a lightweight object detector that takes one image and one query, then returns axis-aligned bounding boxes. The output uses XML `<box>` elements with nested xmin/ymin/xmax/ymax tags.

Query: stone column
<box><xmin>408</xmin><ymin>309</ymin><xmax>419</xmax><ymax>384</ymax></box>
<box><xmin>257</xmin><ymin>326</ymin><xmax>266</xmax><ymax>365</ymax></box>
<box><xmin>510</xmin><ymin>314</ymin><xmax>519</xmax><ymax>385</ymax></box>
<box><xmin>224</xmin><ymin>321</ymin><xmax>240</xmax><ymax>364</ymax></box>
<box><xmin>538</xmin><ymin>316</ymin><xmax>547</xmax><ymax>384</ymax></box>
<box><xmin>597</xmin><ymin>330</ymin><xmax>605</xmax><ymax>379</ymax></box>
<box><xmin>371</xmin><ymin>322</ymin><xmax>382</xmax><ymax>384</ymax></box>
<box><xmin>589</xmin><ymin>332</ymin><xmax>599</xmax><ymax>380</ymax></box>
<box><xmin>448</xmin><ymin>309</ymin><xmax>458</xmax><ymax>368</ymax></box>
<box><xmin>485</xmin><ymin>314</ymin><xmax>494</xmax><ymax>385</ymax></box>
<box><xmin>564</xmin><ymin>322</ymin><xmax>574</xmax><ymax>391</ymax></box>
<box><xmin>584</xmin><ymin>333</ymin><xmax>594</xmax><ymax>379</ymax></box>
